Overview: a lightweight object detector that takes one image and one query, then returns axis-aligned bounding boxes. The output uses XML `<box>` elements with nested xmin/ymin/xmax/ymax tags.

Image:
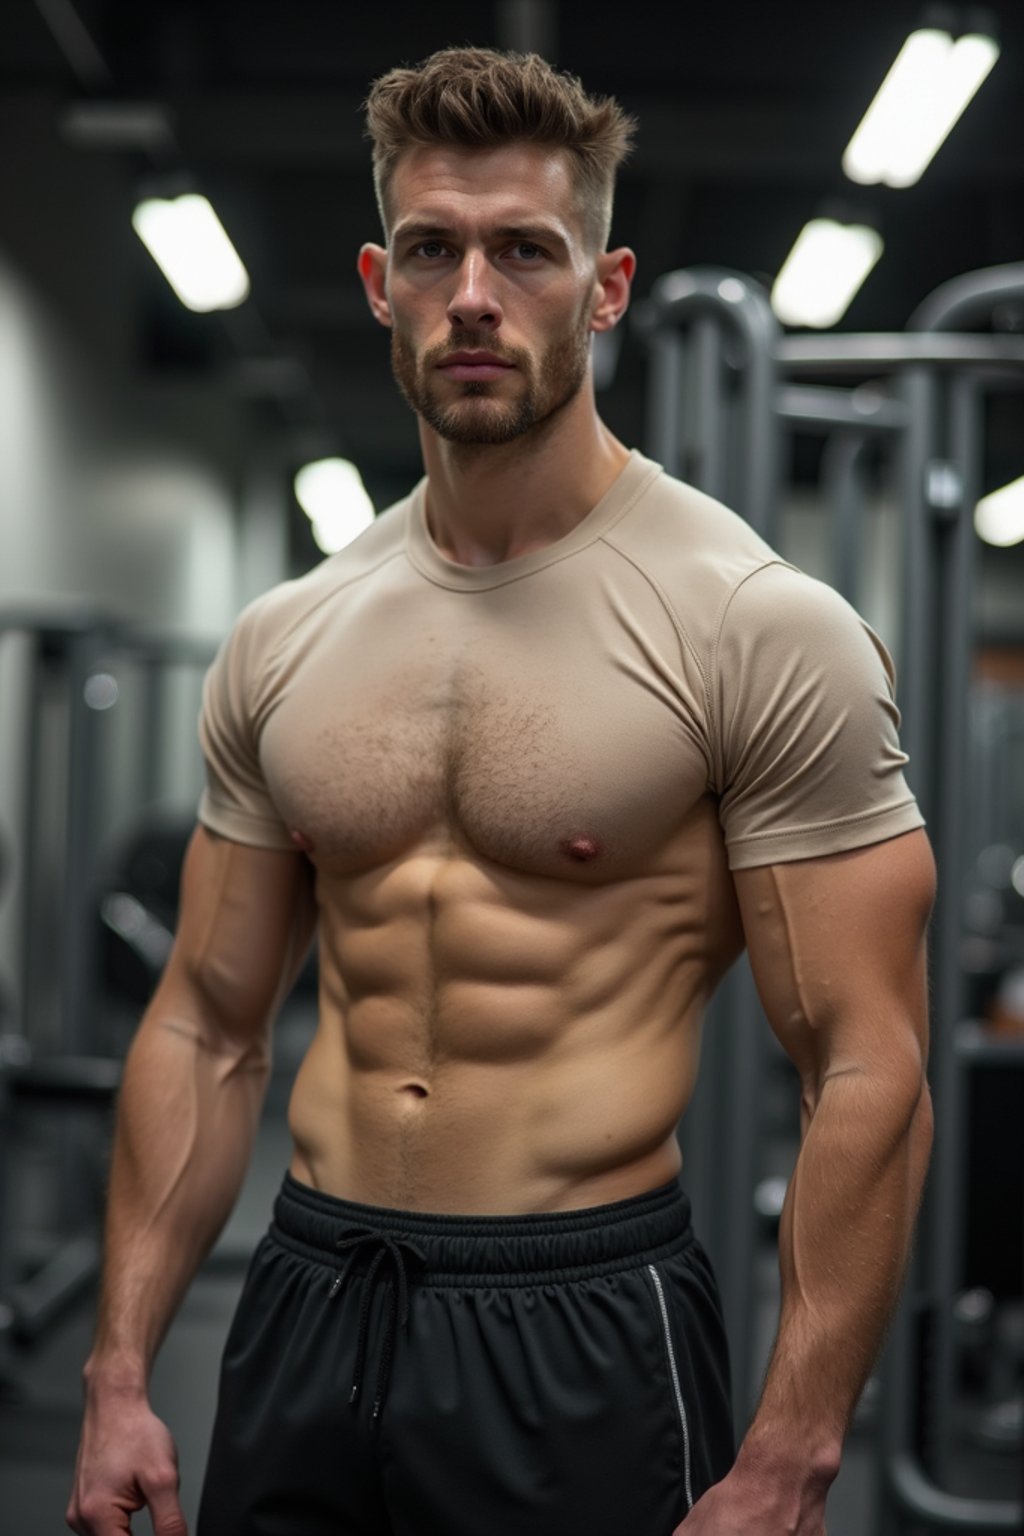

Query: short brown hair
<box><xmin>364</xmin><ymin>47</ymin><xmax>636</xmax><ymax>250</ymax></box>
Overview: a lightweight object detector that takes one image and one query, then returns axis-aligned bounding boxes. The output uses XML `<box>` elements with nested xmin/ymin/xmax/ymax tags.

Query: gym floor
<box><xmin>0</xmin><ymin>1004</ymin><xmax>1010</xmax><ymax>1536</ymax></box>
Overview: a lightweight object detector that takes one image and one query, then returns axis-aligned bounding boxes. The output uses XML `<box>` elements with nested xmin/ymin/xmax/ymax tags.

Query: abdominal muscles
<box><xmin>286</xmin><ymin>832</ymin><xmax>725</xmax><ymax>1215</ymax></box>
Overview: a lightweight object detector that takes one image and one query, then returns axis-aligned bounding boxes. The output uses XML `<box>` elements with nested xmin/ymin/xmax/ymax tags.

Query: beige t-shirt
<box><xmin>197</xmin><ymin>451</ymin><xmax>924</xmax><ymax>872</ymax></box>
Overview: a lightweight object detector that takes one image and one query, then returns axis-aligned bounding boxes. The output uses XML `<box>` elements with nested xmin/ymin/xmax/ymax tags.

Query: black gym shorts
<box><xmin>197</xmin><ymin>1172</ymin><xmax>735</xmax><ymax>1536</ymax></box>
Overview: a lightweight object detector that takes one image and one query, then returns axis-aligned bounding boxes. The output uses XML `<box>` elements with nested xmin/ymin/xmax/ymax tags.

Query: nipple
<box><xmin>561</xmin><ymin>834</ymin><xmax>603</xmax><ymax>863</ymax></box>
<box><xmin>290</xmin><ymin>828</ymin><xmax>316</xmax><ymax>856</ymax></box>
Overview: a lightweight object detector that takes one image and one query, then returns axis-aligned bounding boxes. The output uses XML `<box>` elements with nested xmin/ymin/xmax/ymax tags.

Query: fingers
<box><xmin>66</xmin><ymin>1398</ymin><xmax>187</xmax><ymax>1536</ymax></box>
<box><xmin>66</xmin><ymin>1481</ymin><xmax>186</xmax><ymax>1536</ymax></box>
<box><xmin>143</xmin><ymin>1474</ymin><xmax>189</xmax><ymax>1536</ymax></box>
<box><xmin>65</xmin><ymin>1491</ymin><xmax>133</xmax><ymax>1535</ymax></box>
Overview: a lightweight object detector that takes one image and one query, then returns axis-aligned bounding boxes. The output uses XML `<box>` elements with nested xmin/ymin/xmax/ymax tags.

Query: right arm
<box><xmin>68</xmin><ymin>825</ymin><xmax>316</xmax><ymax>1536</ymax></box>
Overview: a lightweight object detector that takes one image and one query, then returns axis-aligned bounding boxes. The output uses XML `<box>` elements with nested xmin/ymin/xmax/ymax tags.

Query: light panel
<box><xmin>843</xmin><ymin>28</ymin><xmax>1000</xmax><ymax>189</ymax></box>
<box><xmin>771</xmin><ymin>219</ymin><xmax>883</xmax><ymax>329</ymax></box>
<box><xmin>974</xmin><ymin>475</ymin><xmax>1024</xmax><ymax>548</ymax></box>
<box><xmin>294</xmin><ymin>458</ymin><xmax>375</xmax><ymax>554</ymax></box>
<box><xmin>132</xmin><ymin>193</ymin><xmax>250</xmax><ymax>312</ymax></box>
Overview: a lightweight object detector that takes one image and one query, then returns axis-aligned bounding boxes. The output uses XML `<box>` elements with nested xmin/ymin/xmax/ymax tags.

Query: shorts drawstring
<box><xmin>330</xmin><ymin>1228</ymin><xmax>427</xmax><ymax>1421</ymax></box>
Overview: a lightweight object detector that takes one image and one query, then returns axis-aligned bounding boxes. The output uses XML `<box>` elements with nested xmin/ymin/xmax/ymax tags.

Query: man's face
<box><xmin>372</xmin><ymin>144</ymin><xmax>602</xmax><ymax>446</ymax></box>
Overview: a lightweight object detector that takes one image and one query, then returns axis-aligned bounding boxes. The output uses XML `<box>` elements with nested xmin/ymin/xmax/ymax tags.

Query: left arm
<box><xmin>677</xmin><ymin>827</ymin><xmax>935</xmax><ymax>1534</ymax></box>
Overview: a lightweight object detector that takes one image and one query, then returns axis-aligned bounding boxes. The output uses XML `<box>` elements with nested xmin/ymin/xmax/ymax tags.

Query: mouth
<box><xmin>437</xmin><ymin>351</ymin><xmax>515</xmax><ymax>381</ymax></box>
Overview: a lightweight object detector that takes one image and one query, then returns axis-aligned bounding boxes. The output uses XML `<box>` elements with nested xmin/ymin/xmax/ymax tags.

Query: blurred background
<box><xmin>0</xmin><ymin>2</ymin><xmax>1022</xmax><ymax>1532</ymax></box>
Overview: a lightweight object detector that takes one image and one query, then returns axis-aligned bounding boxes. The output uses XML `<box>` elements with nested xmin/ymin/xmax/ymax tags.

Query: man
<box><xmin>68</xmin><ymin>46</ymin><xmax>935</xmax><ymax>1536</ymax></box>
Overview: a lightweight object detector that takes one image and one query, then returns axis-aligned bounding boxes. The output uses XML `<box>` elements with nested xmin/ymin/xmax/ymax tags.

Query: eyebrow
<box><xmin>392</xmin><ymin>221</ymin><xmax>569</xmax><ymax>250</ymax></box>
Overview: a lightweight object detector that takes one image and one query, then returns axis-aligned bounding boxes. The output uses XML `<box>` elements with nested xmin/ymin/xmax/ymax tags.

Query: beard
<box><xmin>391</xmin><ymin>308</ymin><xmax>592</xmax><ymax>446</ymax></box>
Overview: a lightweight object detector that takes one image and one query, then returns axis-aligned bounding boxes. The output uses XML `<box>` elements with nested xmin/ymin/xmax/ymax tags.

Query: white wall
<box><xmin>0</xmin><ymin>247</ymin><xmax>256</xmax><ymax>1036</ymax></box>
<box><xmin>0</xmin><ymin>255</ymin><xmax>92</xmax><ymax>602</ymax></box>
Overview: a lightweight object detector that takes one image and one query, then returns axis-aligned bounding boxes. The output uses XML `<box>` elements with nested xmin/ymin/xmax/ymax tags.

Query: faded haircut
<box><xmin>363</xmin><ymin>47</ymin><xmax>636</xmax><ymax>251</ymax></box>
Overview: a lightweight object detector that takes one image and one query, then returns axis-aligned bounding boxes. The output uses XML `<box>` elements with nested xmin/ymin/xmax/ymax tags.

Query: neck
<box><xmin>419</xmin><ymin>389</ymin><xmax>630</xmax><ymax>568</ymax></box>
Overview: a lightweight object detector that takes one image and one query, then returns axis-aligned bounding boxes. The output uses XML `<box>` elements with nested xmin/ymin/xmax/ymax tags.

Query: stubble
<box><xmin>391</xmin><ymin>308</ymin><xmax>592</xmax><ymax>447</ymax></box>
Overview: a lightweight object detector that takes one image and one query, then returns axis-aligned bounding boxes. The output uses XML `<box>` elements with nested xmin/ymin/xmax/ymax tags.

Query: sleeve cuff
<box><xmin>197</xmin><ymin>789</ymin><xmax>296</xmax><ymax>852</ymax></box>
<box><xmin>726</xmin><ymin>799</ymin><xmax>926</xmax><ymax>871</ymax></box>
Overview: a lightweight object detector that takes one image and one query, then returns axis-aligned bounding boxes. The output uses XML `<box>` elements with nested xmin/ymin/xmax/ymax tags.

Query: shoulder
<box><xmin>604</xmin><ymin>458</ymin><xmax>783</xmax><ymax>647</ymax></box>
<box><xmin>716</xmin><ymin>560</ymin><xmax>896</xmax><ymax>687</ymax></box>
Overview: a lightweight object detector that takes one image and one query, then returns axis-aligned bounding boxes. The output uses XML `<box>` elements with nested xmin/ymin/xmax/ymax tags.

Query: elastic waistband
<box><xmin>270</xmin><ymin>1172</ymin><xmax>693</xmax><ymax>1285</ymax></box>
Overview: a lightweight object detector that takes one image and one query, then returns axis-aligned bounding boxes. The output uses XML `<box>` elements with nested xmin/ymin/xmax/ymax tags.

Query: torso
<box><xmin>204</xmin><ymin>454</ymin><xmax>920</xmax><ymax>1214</ymax></box>
<box><xmin>262</xmin><ymin>520</ymin><xmax>747</xmax><ymax>1214</ymax></box>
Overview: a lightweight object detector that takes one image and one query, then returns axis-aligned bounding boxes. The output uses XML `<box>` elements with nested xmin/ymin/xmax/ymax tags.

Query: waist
<box><xmin>270</xmin><ymin>1171</ymin><xmax>694</xmax><ymax>1284</ymax></box>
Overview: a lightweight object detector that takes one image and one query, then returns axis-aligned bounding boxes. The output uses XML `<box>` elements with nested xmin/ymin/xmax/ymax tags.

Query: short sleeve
<box><xmin>196</xmin><ymin>602</ymin><xmax>294</xmax><ymax>850</ymax></box>
<box><xmin>711</xmin><ymin>562</ymin><xmax>925</xmax><ymax>870</ymax></box>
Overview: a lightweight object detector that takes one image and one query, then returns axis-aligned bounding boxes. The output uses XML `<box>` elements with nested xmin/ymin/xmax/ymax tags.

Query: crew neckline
<box><xmin>404</xmin><ymin>449</ymin><xmax>663</xmax><ymax>591</ymax></box>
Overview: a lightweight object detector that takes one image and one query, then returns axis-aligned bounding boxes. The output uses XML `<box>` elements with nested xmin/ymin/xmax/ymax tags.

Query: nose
<box><xmin>446</xmin><ymin>250</ymin><xmax>502</xmax><ymax>331</ymax></box>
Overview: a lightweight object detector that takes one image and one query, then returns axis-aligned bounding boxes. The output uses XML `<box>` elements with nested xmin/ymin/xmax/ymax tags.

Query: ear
<box><xmin>590</xmin><ymin>247</ymin><xmax>636</xmax><ymax>334</ymax></box>
<box><xmin>358</xmin><ymin>243</ymin><xmax>391</xmax><ymax>328</ymax></box>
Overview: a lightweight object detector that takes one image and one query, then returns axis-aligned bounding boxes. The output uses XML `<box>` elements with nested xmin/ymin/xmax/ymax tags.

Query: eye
<box><xmin>511</xmin><ymin>241</ymin><xmax>544</xmax><ymax>261</ymax></box>
<box><xmin>414</xmin><ymin>240</ymin><xmax>449</xmax><ymax>259</ymax></box>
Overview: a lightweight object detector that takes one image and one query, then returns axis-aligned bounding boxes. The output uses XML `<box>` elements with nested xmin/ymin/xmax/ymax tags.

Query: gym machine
<box><xmin>636</xmin><ymin>267</ymin><xmax>783</xmax><ymax>1461</ymax></box>
<box><xmin>0</xmin><ymin>613</ymin><xmax>214</xmax><ymax>1396</ymax></box>
<box><xmin>635</xmin><ymin>262</ymin><xmax>1024</xmax><ymax>1529</ymax></box>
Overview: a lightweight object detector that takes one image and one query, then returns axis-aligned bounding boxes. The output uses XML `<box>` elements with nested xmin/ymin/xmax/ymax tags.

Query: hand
<box><xmin>670</xmin><ymin>1469</ymin><xmax>827</xmax><ymax>1535</ymax></box>
<box><xmin>66</xmin><ymin>1391</ymin><xmax>187</xmax><ymax>1535</ymax></box>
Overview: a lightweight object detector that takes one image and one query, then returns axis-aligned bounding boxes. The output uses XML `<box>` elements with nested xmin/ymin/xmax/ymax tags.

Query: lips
<box><xmin>437</xmin><ymin>350</ymin><xmax>515</xmax><ymax>380</ymax></box>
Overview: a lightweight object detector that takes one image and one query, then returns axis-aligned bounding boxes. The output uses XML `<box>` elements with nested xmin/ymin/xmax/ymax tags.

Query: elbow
<box><xmin>890</xmin><ymin>1044</ymin><xmax>933</xmax><ymax>1138</ymax></box>
<box><xmin>817</xmin><ymin>1034</ymin><xmax>932</xmax><ymax>1146</ymax></box>
<box><xmin>905</xmin><ymin>1031</ymin><xmax>933</xmax><ymax>1131</ymax></box>
<box><xmin>883</xmin><ymin>1009</ymin><xmax>931</xmax><ymax>1113</ymax></box>
<box><xmin>881</xmin><ymin>1054</ymin><xmax>934</xmax><ymax>1177</ymax></box>
<box><xmin>153</xmin><ymin>959</ymin><xmax>272</xmax><ymax>1074</ymax></box>
<box><xmin>911</xmin><ymin>1076</ymin><xmax>934</xmax><ymax>1163</ymax></box>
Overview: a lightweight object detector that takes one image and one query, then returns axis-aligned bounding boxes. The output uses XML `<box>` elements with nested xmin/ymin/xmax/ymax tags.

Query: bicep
<box><xmin>151</xmin><ymin>824</ymin><xmax>317</xmax><ymax>1044</ymax></box>
<box><xmin>732</xmin><ymin>828</ymin><xmax>936</xmax><ymax>1090</ymax></box>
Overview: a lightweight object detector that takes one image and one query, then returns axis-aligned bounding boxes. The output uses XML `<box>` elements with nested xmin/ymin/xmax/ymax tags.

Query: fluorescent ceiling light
<box><xmin>132</xmin><ymin>193</ymin><xmax>250</xmax><ymax>312</ymax></box>
<box><xmin>294</xmin><ymin>458</ymin><xmax>375</xmax><ymax>554</ymax></box>
<box><xmin>771</xmin><ymin>219</ymin><xmax>883</xmax><ymax>329</ymax></box>
<box><xmin>843</xmin><ymin>27</ymin><xmax>1000</xmax><ymax>189</ymax></box>
<box><xmin>974</xmin><ymin>474</ymin><xmax>1024</xmax><ymax>547</ymax></box>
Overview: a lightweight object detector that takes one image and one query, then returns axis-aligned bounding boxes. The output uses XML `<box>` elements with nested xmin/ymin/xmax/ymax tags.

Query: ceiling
<box><xmin>3</xmin><ymin>0</ymin><xmax>1024</xmax><ymax>513</ymax></box>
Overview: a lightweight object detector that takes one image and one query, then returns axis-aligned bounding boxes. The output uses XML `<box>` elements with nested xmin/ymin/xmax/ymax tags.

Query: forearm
<box><xmin>738</xmin><ymin>1063</ymin><xmax>933</xmax><ymax>1486</ymax></box>
<box><xmin>86</xmin><ymin>1000</ymin><xmax>270</xmax><ymax>1394</ymax></box>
